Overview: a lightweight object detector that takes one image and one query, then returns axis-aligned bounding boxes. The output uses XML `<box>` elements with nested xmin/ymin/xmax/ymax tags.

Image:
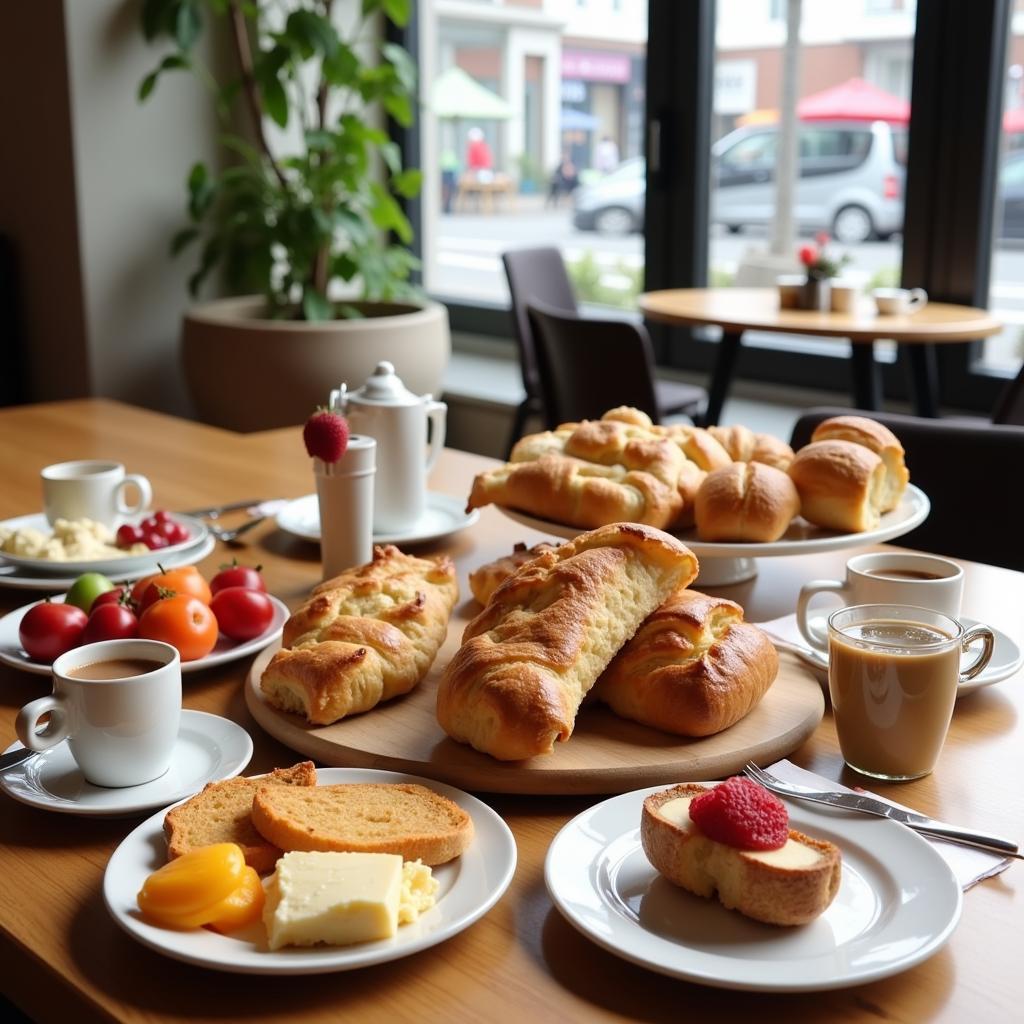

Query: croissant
<box><xmin>437</xmin><ymin>523</ymin><xmax>699</xmax><ymax>760</ymax></box>
<box><xmin>468</xmin><ymin>541</ymin><xmax>558</xmax><ymax>605</ymax></box>
<box><xmin>260</xmin><ymin>545</ymin><xmax>458</xmax><ymax>725</ymax></box>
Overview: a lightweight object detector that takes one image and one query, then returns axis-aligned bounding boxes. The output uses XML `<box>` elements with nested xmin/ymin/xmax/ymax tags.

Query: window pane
<box><xmin>710</xmin><ymin>0</ymin><xmax>915</xmax><ymax>357</ymax></box>
<box><xmin>420</xmin><ymin>1</ymin><xmax>648</xmax><ymax>311</ymax></box>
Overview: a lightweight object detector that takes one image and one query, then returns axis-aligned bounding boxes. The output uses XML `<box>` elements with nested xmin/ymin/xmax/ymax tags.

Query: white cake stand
<box><xmin>496</xmin><ymin>485</ymin><xmax>930</xmax><ymax>586</ymax></box>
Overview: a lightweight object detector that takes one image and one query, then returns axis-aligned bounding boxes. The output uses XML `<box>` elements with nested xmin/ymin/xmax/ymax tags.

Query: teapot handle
<box><xmin>425</xmin><ymin>399</ymin><xmax>447</xmax><ymax>474</ymax></box>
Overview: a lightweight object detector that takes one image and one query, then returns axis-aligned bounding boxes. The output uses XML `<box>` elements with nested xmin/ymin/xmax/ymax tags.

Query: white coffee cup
<box><xmin>42</xmin><ymin>460</ymin><xmax>153</xmax><ymax>529</ymax></box>
<box><xmin>797</xmin><ymin>551</ymin><xmax>964</xmax><ymax>652</ymax></box>
<box><xmin>873</xmin><ymin>287</ymin><xmax>928</xmax><ymax>315</ymax></box>
<box><xmin>16</xmin><ymin>639</ymin><xmax>181</xmax><ymax>788</ymax></box>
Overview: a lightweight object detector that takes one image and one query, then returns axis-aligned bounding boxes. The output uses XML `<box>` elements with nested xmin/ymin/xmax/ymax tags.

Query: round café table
<box><xmin>639</xmin><ymin>287</ymin><xmax>1002</xmax><ymax>425</ymax></box>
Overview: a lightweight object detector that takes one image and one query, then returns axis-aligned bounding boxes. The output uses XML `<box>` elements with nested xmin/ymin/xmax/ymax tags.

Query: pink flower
<box><xmin>815</xmin><ymin>231</ymin><xmax>831</xmax><ymax>245</ymax></box>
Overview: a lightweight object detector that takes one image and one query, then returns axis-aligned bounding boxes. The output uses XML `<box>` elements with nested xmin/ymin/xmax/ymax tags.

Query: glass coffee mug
<box><xmin>828</xmin><ymin>605</ymin><xmax>993</xmax><ymax>781</ymax></box>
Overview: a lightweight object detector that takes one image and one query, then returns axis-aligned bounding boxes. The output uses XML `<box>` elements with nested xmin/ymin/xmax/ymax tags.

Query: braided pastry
<box><xmin>437</xmin><ymin>523</ymin><xmax>699</xmax><ymax>760</ymax></box>
<box><xmin>260</xmin><ymin>545</ymin><xmax>458</xmax><ymax>725</ymax></box>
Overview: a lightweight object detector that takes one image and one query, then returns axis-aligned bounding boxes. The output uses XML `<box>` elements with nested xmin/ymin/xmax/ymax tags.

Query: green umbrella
<box><xmin>431</xmin><ymin>66</ymin><xmax>513</xmax><ymax>121</ymax></box>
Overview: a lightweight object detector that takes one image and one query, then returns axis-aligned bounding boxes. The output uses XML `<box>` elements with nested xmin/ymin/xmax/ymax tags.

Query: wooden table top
<box><xmin>1</xmin><ymin>399</ymin><xmax>1021</xmax><ymax>1023</ymax></box>
<box><xmin>639</xmin><ymin>287</ymin><xmax>1003</xmax><ymax>343</ymax></box>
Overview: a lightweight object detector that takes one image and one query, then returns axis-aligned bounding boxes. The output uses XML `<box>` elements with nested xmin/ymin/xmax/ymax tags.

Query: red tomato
<box><xmin>131</xmin><ymin>572</ymin><xmax>160</xmax><ymax>605</ymax></box>
<box><xmin>91</xmin><ymin>586</ymin><xmax>132</xmax><ymax>613</ymax></box>
<box><xmin>138</xmin><ymin>595</ymin><xmax>217</xmax><ymax>661</ymax></box>
<box><xmin>19</xmin><ymin>602</ymin><xmax>88</xmax><ymax>663</ymax></box>
<box><xmin>210</xmin><ymin>588</ymin><xmax>274</xmax><ymax>641</ymax></box>
<box><xmin>210</xmin><ymin>562</ymin><xmax>267</xmax><ymax>596</ymax></box>
<box><xmin>82</xmin><ymin>603</ymin><xmax>139</xmax><ymax>644</ymax></box>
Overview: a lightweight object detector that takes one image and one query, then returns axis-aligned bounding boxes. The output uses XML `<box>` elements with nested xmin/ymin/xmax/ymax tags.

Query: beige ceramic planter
<box><xmin>182</xmin><ymin>297</ymin><xmax>450</xmax><ymax>432</ymax></box>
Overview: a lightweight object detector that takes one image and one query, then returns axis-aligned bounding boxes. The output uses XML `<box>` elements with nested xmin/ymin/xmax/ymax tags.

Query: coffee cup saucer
<box><xmin>0</xmin><ymin>711</ymin><xmax>252</xmax><ymax>817</ymax></box>
<box><xmin>758</xmin><ymin>614</ymin><xmax>1021</xmax><ymax>697</ymax></box>
<box><xmin>276</xmin><ymin>491</ymin><xmax>479</xmax><ymax>546</ymax></box>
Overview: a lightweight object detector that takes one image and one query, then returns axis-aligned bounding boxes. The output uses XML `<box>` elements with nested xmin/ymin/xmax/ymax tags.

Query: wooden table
<box><xmin>456</xmin><ymin>173</ymin><xmax>515</xmax><ymax>214</ymax></box>
<box><xmin>1</xmin><ymin>399</ymin><xmax>1021</xmax><ymax>1023</ymax></box>
<box><xmin>639</xmin><ymin>287</ymin><xmax>1002</xmax><ymax>424</ymax></box>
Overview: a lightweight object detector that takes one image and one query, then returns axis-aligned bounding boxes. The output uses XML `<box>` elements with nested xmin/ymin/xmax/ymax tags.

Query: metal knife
<box><xmin>0</xmin><ymin>746</ymin><xmax>34</xmax><ymax>773</ymax></box>
<box><xmin>179</xmin><ymin>499</ymin><xmax>266</xmax><ymax>519</ymax></box>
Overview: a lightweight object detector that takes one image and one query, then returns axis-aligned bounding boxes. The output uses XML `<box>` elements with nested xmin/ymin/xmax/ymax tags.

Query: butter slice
<box><xmin>264</xmin><ymin>851</ymin><xmax>403</xmax><ymax>950</ymax></box>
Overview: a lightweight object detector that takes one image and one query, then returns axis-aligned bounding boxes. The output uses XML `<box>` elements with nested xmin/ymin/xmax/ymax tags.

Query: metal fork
<box><xmin>744</xmin><ymin>762</ymin><xmax>1023</xmax><ymax>859</ymax></box>
<box><xmin>206</xmin><ymin>516</ymin><xmax>267</xmax><ymax>545</ymax></box>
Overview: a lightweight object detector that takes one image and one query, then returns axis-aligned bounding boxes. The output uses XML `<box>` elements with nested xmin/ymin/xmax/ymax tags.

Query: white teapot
<box><xmin>333</xmin><ymin>362</ymin><xmax>446</xmax><ymax>534</ymax></box>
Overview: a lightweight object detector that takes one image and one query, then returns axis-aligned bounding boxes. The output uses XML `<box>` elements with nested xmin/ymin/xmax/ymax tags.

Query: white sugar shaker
<box><xmin>314</xmin><ymin>435</ymin><xmax>376</xmax><ymax>581</ymax></box>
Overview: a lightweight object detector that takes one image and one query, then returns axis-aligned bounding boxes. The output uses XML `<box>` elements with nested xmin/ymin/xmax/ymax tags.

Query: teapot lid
<box><xmin>351</xmin><ymin>361</ymin><xmax>420</xmax><ymax>405</ymax></box>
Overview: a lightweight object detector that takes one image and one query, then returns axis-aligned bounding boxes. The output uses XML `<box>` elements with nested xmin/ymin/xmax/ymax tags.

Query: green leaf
<box><xmin>175</xmin><ymin>0</ymin><xmax>202</xmax><ymax>51</ymax></box>
<box><xmin>381</xmin><ymin>42</ymin><xmax>416</xmax><ymax>93</ymax></box>
<box><xmin>382</xmin><ymin>0</ymin><xmax>411</xmax><ymax>26</ymax></box>
<box><xmin>369</xmin><ymin>183</ymin><xmax>412</xmax><ymax>243</ymax></box>
<box><xmin>382</xmin><ymin>92</ymin><xmax>412</xmax><ymax>127</ymax></box>
<box><xmin>391</xmin><ymin>169</ymin><xmax>422</xmax><ymax>199</ymax></box>
<box><xmin>138</xmin><ymin>71</ymin><xmax>159</xmax><ymax>102</ymax></box>
<box><xmin>302</xmin><ymin>288</ymin><xmax>334</xmax><ymax>322</ymax></box>
<box><xmin>170</xmin><ymin>226</ymin><xmax>200</xmax><ymax>256</ymax></box>
<box><xmin>285</xmin><ymin>10</ymin><xmax>339</xmax><ymax>59</ymax></box>
<box><xmin>378</xmin><ymin>140</ymin><xmax>402</xmax><ymax>175</ymax></box>
<box><xmin>360</xmin><ymin>0</ymin><xmax>383</xmax><ymax>16</ymax></box>
<box><xmin>262</xmin><ymin>76</ymin><xmax>288</xmax><ymax>128</ymax></box>
<box><xmin>322</xmin><ymin>42</ymin><xmax>359</xmax><ymax>87</ymax></box>
<box><xmin>187</xmin><ymin>162</ymin><xmax>216</xmax><ymax>220</ymax></box>
<box><xmin>141</xmin><ymin>0</ymin><xmax>177</xmax><ymax>41</ymax></box>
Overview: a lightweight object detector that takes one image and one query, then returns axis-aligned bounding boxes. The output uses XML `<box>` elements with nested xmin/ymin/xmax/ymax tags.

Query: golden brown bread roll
<box><xmin>694</xmin><ymin>461</ymin><xmax>801</xmax><ymax>543</ymax></box>
<box><xmin>810</xmin><ymin>415</ymin><xmax>908</xmax><ymax>512</ymax></box>
<box><xmin>468</xmin><ymin>541</ymin><xmax>558</xmax><ymax>605</ymax></box>
<box><xmin>436</xmin><ymin>523</ymin><xmax>699</xmax><ymax>760</ymax></box>
<box><xmin>708</xmin><ymin>424</ymin><xmax>795</xmax><ymax>471</ymax></box>
<box><xmin>593</xmin><ymin>590</ymin><xmax>778</xmax><ymax>736</ymax></box>
<box><xmin>261</xmin><ymin>546</ymin><xmax>458</xmax><ymax>725</ymax></box>
<box><xmin>788</xmin><ymin>440</ymin><xmax>886</xmax><ymax>532</ymax></box>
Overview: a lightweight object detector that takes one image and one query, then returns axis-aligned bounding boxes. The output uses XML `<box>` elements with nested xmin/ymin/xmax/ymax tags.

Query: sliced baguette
<box><xmin>641</xmin><ymin>783</ymin><xmax>841</xmax><ymax>926</ymax></box>
<box><xmin>251</xmin><ymin>783</ymin><xmax>474</xmax><ymax>866</ymax></box>
<box><xmin>164</xmin><ymin>761</ymin><xmax>317</xmax><ymax>874</ymax></box>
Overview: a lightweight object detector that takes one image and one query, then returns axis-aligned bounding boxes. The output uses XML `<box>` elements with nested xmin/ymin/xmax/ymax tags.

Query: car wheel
<box><xmin>594</xmin><ymin>207</ymin><xmax>637</xmax><ymax>236</ymax></box>
<box><xmin>832</xmin><ymin>205</ymin><xmax>875</xmax><ymax>244</ymax></box>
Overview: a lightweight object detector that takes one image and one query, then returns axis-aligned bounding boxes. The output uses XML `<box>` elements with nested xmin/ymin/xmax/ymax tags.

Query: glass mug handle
<box><xmin>959</xmin><ymin>624</ymin><xmax>995</xmax><ymax>682</ymax></box>
<box><xmin>796</xmin><ymin>579</ymin><xmax>848</xmax><ymax>652</ymax></box>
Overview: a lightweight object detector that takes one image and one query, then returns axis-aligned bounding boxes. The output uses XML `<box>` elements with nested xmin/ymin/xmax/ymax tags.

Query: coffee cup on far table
<box><xmin>777</xmin><ymin>275</ymin><xmax>805</xmax><ymax>310</ymax></box>
<box><xmin>873</xmin><ymin>287</ymin><xmax>928</xmax><ymax>315</ymax></box>
<box><xmin>16</xmin><ymin>639</ymin><xmax>181</xmax><ymax>788</ymax></box>
<box><xmin>797</xmin><ymin>551</ymin><xmax>964</xmax><ymax>652</ymax></box>
<box><xmin>829</xmin><ymin>280</ymin><xmax>858</xmax><ymax>313</ymax></box>
<box><xmin>828</xmin><ymin>604</ymin><xmax>994</xmax><ymax>781</ymax></box>
<box><xmin>41</xmin><ymin>460</ymin><xmax>153</xmax><ymax>530</ymax></box>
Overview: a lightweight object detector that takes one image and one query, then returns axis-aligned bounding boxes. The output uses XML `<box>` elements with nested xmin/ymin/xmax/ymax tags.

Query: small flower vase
<box><xmin>798</xmin><ymin>275</ymin><xmax>831</xmax><ymax>311</ymax></box>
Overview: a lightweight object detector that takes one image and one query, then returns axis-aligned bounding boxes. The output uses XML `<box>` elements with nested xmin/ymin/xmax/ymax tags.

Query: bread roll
<box><xmin>436</xmin><ymin>523</ymin><xmax>699</xmax><ymax>760</ymax></box>
<box><xmin>708</xmin><ymin>424</ymin><xmax>795</xmax><ymax>471</ymax></box>
<box><xmin>468</xmin><ymin>541</ymin><xmax>558</xmax><ymax>605</ymax></box>
<box><xmin>694</xmin><ymin>461</ymin><xmax>801</xmax><ymax>542</ymax></box>
<box><xmin>260</xmin><ymin>545</ymin><xmax>458</xmax><ymax>725</ymax></box>
<box><xmin>810</xmin><ymin>415</ymin><xmax>909</xmax><ymax>512</ymax></box>
<box><xmin>593</xmin><ymin>590</ymin><xmax>778</xmax><ymax>736</ymax></box>
<box><xmin>788</xmin><ymin>440</ymin><xmax>886</xmax><ymax>532</ymax></box>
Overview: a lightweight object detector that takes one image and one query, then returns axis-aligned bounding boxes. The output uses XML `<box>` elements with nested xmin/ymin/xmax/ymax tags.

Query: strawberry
<box><xmin>303</xmin><ymin>409</ymin><xmax>350</xmax><ymax>463</ymax></box>
<box><xmin>689</xmin><ymin>776</ymin><xmax>789</xmax><ymax>850</ymax></box>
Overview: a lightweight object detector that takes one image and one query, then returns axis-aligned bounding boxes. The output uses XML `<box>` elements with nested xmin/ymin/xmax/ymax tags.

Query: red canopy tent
<box><xmin>797</xmin><ymin>77</ymin><xmax>910</xmax><ymax>123</ymax></box>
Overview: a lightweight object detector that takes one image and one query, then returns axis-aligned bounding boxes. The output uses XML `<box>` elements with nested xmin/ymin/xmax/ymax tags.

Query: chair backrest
<box><xmin>791</xmin><ymin>406</ymin><xmax>1024</xmax><ymax>571</ymax></box>
<box><xmin>502</xmin><ymin>247</ymin><xmax>577</xmax><ymax>399</ymax></box>
<box><xmin>527</xmin><ymin>301</ymin><xmax>660</xmax><ymax>428</ymax></box>
<box><xmin>992</xmin><ymin>362</ymin><xmax>1024</xmax><ymax>425</ymax></box>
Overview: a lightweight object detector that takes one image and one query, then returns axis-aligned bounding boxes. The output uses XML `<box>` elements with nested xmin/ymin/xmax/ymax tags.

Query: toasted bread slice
<box><xmin>164</xmin><ymin>761</ymin><xmax>317</xmax><ymax>873</ymax></box>
<box><xmin>251</xmin><ymin>782</ymin><xmax>473</xmax><ymax>866</ymax></box>
<box><xmin>641</xmin><ymin>783</ymin><xmax>841</xmax><ymax>926</ymax></box>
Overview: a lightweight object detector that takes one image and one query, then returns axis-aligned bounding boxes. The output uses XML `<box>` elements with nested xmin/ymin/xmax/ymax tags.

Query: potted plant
<box><xmin>138</xmin><ymin>0</ymin><xmax>449</xmax><ymax>431</ymax></box>
<box><xmin>796</xmin><ymin>233</ymin><xmax>851</xmax><ymax>311</ymax></box>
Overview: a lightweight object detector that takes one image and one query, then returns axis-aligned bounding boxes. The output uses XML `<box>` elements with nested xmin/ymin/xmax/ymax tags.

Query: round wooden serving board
<box><xmin>244</xmin><ymin>637</ymin><xmax>825</xmax><ymax>795</ymax></box>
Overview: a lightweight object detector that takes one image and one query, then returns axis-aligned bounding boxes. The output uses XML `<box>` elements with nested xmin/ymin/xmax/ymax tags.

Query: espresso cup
<box><xmin>827</xmin><ymin>604</ymin><xmax>993</xmax><ymax>781</ymax></box>
<box><xmin>797</xmin><ymin>552</ymin><xmax>964</xmax><ymax>651</ymax></box>
<box><xmin>42</xmin><ymin>460</ymin><xmax>153</xmax><ymax>529</ymax></box>
<box><xmin>16</xmin><ymin>639</ymin><xmax>181</xmax><ymax>788</ymax></box>
<box><xmin>873</xmin><ymin>287</ymin><xmax>928</xmax><ymax>315</ymax></box>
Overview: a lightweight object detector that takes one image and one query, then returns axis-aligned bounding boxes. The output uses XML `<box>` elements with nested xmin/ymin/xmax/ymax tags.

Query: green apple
<box><xmin>65</xmin><ymin>572</ymin><xmax>115</xmax><ymax>613</ymax></box>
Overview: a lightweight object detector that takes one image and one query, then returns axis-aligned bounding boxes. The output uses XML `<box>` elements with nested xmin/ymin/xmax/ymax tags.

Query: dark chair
<box><xmin>992</xmin><ymin>362</ymin><xmax>1024</xmax><ymax>425</ymax></box>
<box><xmin>527</xmin><ymin>301</ymin><xmax>664</xmax><ymax>427</ymax></box>
<box><xmin>791</xmin><ymin>406</ymin><xmax>1024</xmax><ymax>571</ymax></box>
<box><xmin>501</xmin><ymin>246</ymin><xmax>705</xmax><ymax>455</ymax></box>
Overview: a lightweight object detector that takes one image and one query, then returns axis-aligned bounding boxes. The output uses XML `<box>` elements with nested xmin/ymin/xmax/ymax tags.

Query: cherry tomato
<box><xmin>138</xmin><ymin>565</ymin><xmax>213</xmax><ymax>611</ymax></box>
<box><xmin>19</xmin><ymin>602</ymin><xmax>88</xmax><ymax>663</ymax></box>
<box><xmin>153</xmin><ymin>510</ymin><xmax>172</xmax><ymax>524</ymax></box>
<box><xmin>210</xmin><ymin>587</ymin><xmax>274</xmax><ymax>641</ymax></box>
<box><xmin>131</xmin><ymin>572</ymin><xmax>160</xmax><ymax>605</ymax></box>
<box><xmin>82</xmin><ymin>603</ymin><xmax>138</xmax><ymax>644</ymax></box>
<box><xmin>116</xmin><ymin>523</ymin><xmax>144</xmax><ymax>548</ymax></box>
<box><xmin>91</xmin><ymin>585</ymin><xmax>133</xmax><ymax>613</ymax></box>
<box><xmin>138</xmin><ymin>595</ymin><xmax>217</xmax><ymax>661</ymax></box>
<box><xmin>210</xmin><ymin>562</ymin><xmax>267</xmax><ymax>596</ymax></box>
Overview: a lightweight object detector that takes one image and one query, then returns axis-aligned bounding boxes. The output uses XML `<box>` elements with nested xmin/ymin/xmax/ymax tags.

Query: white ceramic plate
<box><xmin>102</xmin><ymin>767</ymin><xmax>517</xmax><ymax>974</ymax></box>
<box><xmin>0</xmin><ymin>594</ymin><xmax>289</xmax><ymax>676</ymax></box>
<box><xmin>545</xmin><ymin>783</ymin><xmax>962</xmax><ymax>992</ymax></box>
<box><xmin>0</xmin><ymin>532</ymin><xmax>216</xmax><ymax>592</ymax></box>
<box><xmin>499</xmin><ymin>484</ymin><xmax>930</xmax><ymax>557</ymax></box>
<box><xmin>0</xmin><ymin>511</ymin><xmax>210</xmax><ymax>575</ymax></box>
<box><xmin>0</xmin><ymin>710</ymin><xmax>252</xmax><ymax>817</ymax></box>
<box><xmin>276</xmin><ymin>492</ymin><xmax>480</xmax><ymax>546</ymax></box>
<box><xmin>770</xmin><ymin>615</ymin><xmax>1022</xmax><ymax>697</ymax></box>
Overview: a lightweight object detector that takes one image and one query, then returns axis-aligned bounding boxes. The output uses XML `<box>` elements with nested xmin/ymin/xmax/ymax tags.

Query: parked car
<box><xmin>572</xmin><ymin>121</ymin><xmax>907</xmax><ymax>243</ymax></box>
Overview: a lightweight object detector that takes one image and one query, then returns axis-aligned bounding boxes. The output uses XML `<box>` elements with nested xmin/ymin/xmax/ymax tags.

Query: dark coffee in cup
<box><xmin>862</xmin><ymin>568</ymin><xmax>945</xmax><ymax>581</ymax></box>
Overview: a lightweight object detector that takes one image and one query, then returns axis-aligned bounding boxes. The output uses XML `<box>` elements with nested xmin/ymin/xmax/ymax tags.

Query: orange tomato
<box><xmin>139</xmin><ymin>565</ymin><xmax>212</xmax><ymax>608</ymax></box>
<box><xmin>138</xmin><ymin>594</ymin><xmax>218</xmax><ymax>661</ymax></box>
